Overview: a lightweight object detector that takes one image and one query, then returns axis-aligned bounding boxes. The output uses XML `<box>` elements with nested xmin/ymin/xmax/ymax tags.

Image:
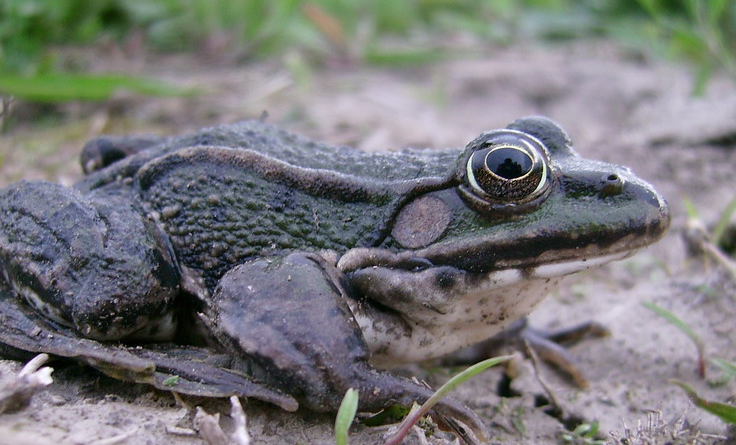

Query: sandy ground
<box><xmin>0</xmin><ymin>40</ymin><xmax>735</xmax><ymax>444</ymax></box>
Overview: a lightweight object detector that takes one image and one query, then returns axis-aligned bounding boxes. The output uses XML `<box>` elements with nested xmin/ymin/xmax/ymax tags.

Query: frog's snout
<box><xmin>619</xmin><ymin>172</ymin><xmax>671</xmax><ymax>242</ymax></box>
<box><xmin>563</xmin><ymin>161</ymin><xmax>671</xmax><ymax>245</ymax></box>
<box><xmin>648</xmin><ymin>188</ymin><xmax>671</xmax><ymax>240</ymax></box>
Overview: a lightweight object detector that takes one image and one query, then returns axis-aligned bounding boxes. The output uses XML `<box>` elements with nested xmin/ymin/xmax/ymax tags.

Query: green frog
<box><xmin>0</xmin><ymin>116</ymin><xmax>669</xmax><ymax>433</ymax></box>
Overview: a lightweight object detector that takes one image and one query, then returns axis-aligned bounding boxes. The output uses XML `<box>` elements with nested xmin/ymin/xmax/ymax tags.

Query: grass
<box><xmin>710</xmin><ymin>196</ymin><xmax>736</xmax><ymax>250</ymax></box>
<box><xmin>642</xmin><ymin>301</ymin><xmax>706</xmax><ymax>378</ymax></box>
<box><xmin>334</xmin><ymin>388</ymin><xmax>358</xmax><ymax>445</ymax></box>
<box><xmin>383</xmin><ymin>355</ymin><xmax>511</xmax><ymax>445</ymax></box>
<box><xmin>712</xmin><ymin>358</ymin><xmax>736</xmax><ymax>381</ymax></box>
<box><xmin>560</xmin><ymin>421</ymin><xmax>606</xmax><ymax>445</ymax></box>
<box><xmin>2</xmin><ymin>0</ymin><xmax>736</xmax><ymax>104</ymax></box>
<box><xmin>672</xmin><ymin>380</ymin><xmax>736</xmax><ymax>426</ymax></box>
<box><xmin>635</xmin><ymin>0</ymin><xmax>736</xmax><ymax>95</ymax></box>
<box><xmin>0</xmin><ymin>73</ymin><xmax>192</xmax><ymax>102</ymax></box>
<box><xmin>330</xmin><ymin>356</ymin><xmax>511</xmax><ymax>444</ymax></box>
<box><xmin>641</xmin><ymin>302</ymin><xmax>736</xmax><ymax>429</ymax></box>
<box><xmin>683</xmin><ymin>196</ymin><xmax>736</xmax><ymax>277</ymax></box>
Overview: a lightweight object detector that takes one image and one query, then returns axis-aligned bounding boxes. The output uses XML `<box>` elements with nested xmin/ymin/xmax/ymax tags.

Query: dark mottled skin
<box><xmin>0</xmin><ymin>117</ymin><xmax>670</xmax><ymax>437</ymax></box>
<box><xmin>77</xmin><ymin>121</ymin><xmax>459</xmax><ymax>289</ymax></box>
<box><xmin>138</xmin><ymin>147</ymin><xmax>398</xmax><ymax>288</ymax></box>
<box><xmin>0</xmin><ymin>119</ymin><xmax>483</xmax><ymax>430</ymax></box>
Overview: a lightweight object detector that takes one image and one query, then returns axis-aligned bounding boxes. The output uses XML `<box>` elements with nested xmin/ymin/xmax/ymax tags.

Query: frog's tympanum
<box><xmin>0</xmin><ymin>117</ymin><xmax>669</xmax><ymax>433</ymax></box>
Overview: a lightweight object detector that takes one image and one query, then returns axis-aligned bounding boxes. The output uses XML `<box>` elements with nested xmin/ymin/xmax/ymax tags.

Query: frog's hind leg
<box><xmin>0</xmin><ymin>180</ymin><xmax>180</xmax><ymax>342</ymax></box>
<box><xmin>0</xmin><ymin>181</ymin><xmax>298</xmax><ymax>409</ymax></box>
<box><xmin>201</xmin><ymin>253</ymin><xmax>485</xmax><ymax>436</ymax></box>
<box><xmin>0</xmin><ymin>280</ymin><xmax>298</xmax><ymax>410</ymax></box>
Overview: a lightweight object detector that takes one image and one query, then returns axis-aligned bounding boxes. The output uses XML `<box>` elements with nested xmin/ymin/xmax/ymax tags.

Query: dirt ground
<box><xmin>1</xmin><ymin>40</ymin><xmax>736</xmax><ymax>444</ymax></box>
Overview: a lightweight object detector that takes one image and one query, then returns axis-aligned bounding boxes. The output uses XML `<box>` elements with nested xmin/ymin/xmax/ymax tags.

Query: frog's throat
<box><xmin>341</xmin><ymin>248</ymin><xmax>635</xmax><ymax>365</ymax></box>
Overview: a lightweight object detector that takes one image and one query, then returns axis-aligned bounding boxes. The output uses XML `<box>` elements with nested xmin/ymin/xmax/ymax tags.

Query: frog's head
<box><xmin>338</xmin><ymin>116</ymin><xmax>670</xmax><ymax>363</ymax></box>
<box><xmin>415</xmin><ymin>115</ymin><xmax>670</xmax><ymax>273</ymax></box>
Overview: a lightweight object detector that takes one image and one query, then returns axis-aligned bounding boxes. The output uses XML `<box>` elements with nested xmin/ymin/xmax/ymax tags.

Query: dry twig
<box><xmin>0</xmin><ymin>353</ymin><xmax>54</xmax><ymax>414</ymax></box>
<box><xmin>194</xmin><ymin>396</ymin><xmax>251</xmax><ymax>445</ymax></box>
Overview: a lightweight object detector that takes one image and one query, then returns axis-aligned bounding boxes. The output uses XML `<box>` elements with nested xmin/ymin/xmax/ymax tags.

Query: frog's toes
<box><xmin>0</xmin><ymin>281</ymin><xmax>298</xmax><ymax>411</ymax></box>
<box><xmin>408</xmin><ymin>393</ymin><xmax>486</xmax><ymax>439</ymax></box>
<box><xmin>473</xmin><ymin>318</ymin><xmax>610</xmax><ymax>388</ymax></box>
<box><xmin>126</xmin><ymin>345</ymin><xmax>299</xmax><ymax>411</ymax></box>
<box><xmin>516</xmin><ymin>320</ymin><xmax>609</xmax><ymax>388</ymax></box>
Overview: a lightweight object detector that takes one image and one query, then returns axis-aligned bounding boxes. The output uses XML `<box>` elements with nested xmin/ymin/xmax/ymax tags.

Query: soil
<box><xmin>1</xmin><ymin>40</ymin><xmax>735</xmax><ymax>445</ymax></box>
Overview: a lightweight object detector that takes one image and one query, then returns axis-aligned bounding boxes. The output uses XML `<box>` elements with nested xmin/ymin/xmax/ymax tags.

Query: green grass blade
<box><xmin>711</xmin><ymin>196</ymin><xmax>736</xmax><ymax>247</ymax></box>
<box><xmin>383</xmin><ymin>355</ymin><xmax>512</xmax><ymax>445</ymax></box>
<box><xmin>364</xmin><ymin>47</ymin><xmax>448</xmax><ymax>66</ymax></box>
<box><xmin>0</xmin><ymin>73</ymin><xmax>194</xmax><ymax>103</ymax></box>
<box><xmin>672</xmin><ymin>379</ymin><xmax>736</xmax><ymax>425</ymax></box>
<box><xmin>712</xmin><ymin>358</ymin><xmax>736</xmax><ymax>378</ymax></box>
<box><xmin>643</xmin><ymin>302</ymin><xmax>705</xmax><ymax>377</ymax></box>
<box><xmin>162</xmin><ymin>375</ymin><xmax>180</xmax><ymax>386</ymax></box>
<box><xmin>642</xmin><ymin>302</ymin><xmax>702</xmax><ymax>347</ymax></box>
<box><xmin>705</xmin><ymin>0</ymin><xmax>729</xmax><ymax>25</ymax></box>
<box><xmin>682</xmin><ymin>197</ymin><xmax>700</xmax><ymax>220</ymax></box>
<box><xmin>635</xmin><ymin>0</ymin><xmax>662</xmax><ymax>17</ymax></box>
<box><xmin>335</xmin><ymin>388</ymin><xmax>358</xmax><ymax>445</ymax></box>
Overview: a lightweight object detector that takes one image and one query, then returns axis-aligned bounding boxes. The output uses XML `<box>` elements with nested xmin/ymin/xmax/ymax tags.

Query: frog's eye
<box><xmin>465</xmin><ymin>134</ymin><xmax>548</xmax><ymax>202</ymax></box>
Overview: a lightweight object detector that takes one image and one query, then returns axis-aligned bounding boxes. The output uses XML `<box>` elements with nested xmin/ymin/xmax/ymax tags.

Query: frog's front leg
<box><xmin>483</xmin><ymin>317</ymin><xmax>610</xmax><ymax>388</ymax></box>
<box><xmin>0</xmin><ymin>180</ymin><xmax>180</xmax><ymax>340</ymax></box>
<box><xmin>200</xmin><ymin>253</ymin><xmax>484</xmax><ymax>434</ymax></box>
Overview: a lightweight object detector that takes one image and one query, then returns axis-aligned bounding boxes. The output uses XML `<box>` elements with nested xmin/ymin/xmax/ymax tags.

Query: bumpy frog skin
<box><xmin>0</xmin><ymin>116</ymin><xmax>669</xmax><ymax>432</ymax></box>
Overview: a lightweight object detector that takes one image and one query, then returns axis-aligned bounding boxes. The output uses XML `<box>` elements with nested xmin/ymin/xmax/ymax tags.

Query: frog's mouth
<box><xmin>337</xmin><ymin>237</ymin><xmax>645</xmax><ymax>321</ymax></box>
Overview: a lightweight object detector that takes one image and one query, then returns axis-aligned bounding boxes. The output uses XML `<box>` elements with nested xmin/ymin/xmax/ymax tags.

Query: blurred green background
<box><xmin>0</xmin><ymin>0</ymin><xmax>734</xmax><ymax>102</ymax></box>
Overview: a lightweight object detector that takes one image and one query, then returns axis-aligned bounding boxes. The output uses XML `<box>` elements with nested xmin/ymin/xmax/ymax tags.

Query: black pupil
<box><xmin>486</xmin><ymin>147</ymin><xmax>532</xmax><ymax>179</ymax></box>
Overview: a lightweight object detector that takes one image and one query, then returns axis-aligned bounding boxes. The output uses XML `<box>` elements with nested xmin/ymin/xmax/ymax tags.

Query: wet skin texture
<box><xmin>0</xmin><ymin>116</ymin><xmax>669</xmax><ymax>434</ymax></box>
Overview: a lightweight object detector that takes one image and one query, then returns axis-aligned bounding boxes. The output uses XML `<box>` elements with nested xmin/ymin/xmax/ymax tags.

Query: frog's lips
<box><xmin>416</xmin><ymin>217</ymin><xmax>669</xmax><ymax>275</ymax></box>
<box><xmin>338</xmin><ymin>228</ymin><xmax>657</xmax><ymax>278</ymax></box>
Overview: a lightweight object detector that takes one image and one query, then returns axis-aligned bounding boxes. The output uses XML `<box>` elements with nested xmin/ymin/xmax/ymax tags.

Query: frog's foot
<box><xmin>121</xmin><ymin>345</ymin><xmax>298</xmax><ymax>410</ymax></box>
<box><xmin>201</xmin><ymin>253</ymin><xmax>485</xmax><ymax>436</ymax></box>
<box><xmin>81</xmin><ymin>134</ymin><xmax>167</xmax><ymax>173</ymax></box>
<box><xmin>515</xmin><ymin>319</ymin><xmax>609</xmax><ymax>388</ymax></box>
<box><xmin>459</xmin><ymin>318</ymin><xmax>609</xmax><ymax>388</ymax></box>
<box><xmin>0</xmin><ymin>281</ymin><xmax>297</xmax><ymax>410</ymax></box>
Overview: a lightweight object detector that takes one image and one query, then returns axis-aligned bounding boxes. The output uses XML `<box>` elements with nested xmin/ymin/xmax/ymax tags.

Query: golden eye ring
<box><xmin>465</xmin><ymin>134</ymin><xmax>548</xmax><ymax>203</ymax></box>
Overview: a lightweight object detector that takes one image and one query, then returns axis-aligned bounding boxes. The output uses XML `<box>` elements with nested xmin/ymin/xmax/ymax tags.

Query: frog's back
<box><xmin>118</xmin><ymin>120</ymin><xmax>460</xmax><ymax>290</ymax></box>
<box><xmin>160</xmin><ymin>120</ymin><xmax>459</xmax><ymax>180</ymax></box>
<box><xmin>77</xmin><ymin>120</ymin><xmax>459</xmax><ymax>191</ymax></box>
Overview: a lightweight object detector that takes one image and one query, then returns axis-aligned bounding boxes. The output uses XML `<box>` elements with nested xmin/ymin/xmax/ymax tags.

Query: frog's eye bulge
<box><xmin>465</xmin><ymin>132</ymin><xmax>548</xmax><ymax>202</ymax></box>
<box><xmin>460</xmin><ymin>129</ymin><xmax>550</xmax><ymax>212</ymax></box>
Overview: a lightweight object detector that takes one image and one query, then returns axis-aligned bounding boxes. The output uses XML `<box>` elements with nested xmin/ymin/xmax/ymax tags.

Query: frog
<box><xmin>0</xmin><ymin>116</ymin><xmax>669</xmax><ymax>435</ymax></box>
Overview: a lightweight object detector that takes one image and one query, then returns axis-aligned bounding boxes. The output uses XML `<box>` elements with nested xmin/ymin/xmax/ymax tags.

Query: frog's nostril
<box><xmin>599</xmin><ymin>173</ymin><xmax>624</xmax><ymax>198</ymax></box>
